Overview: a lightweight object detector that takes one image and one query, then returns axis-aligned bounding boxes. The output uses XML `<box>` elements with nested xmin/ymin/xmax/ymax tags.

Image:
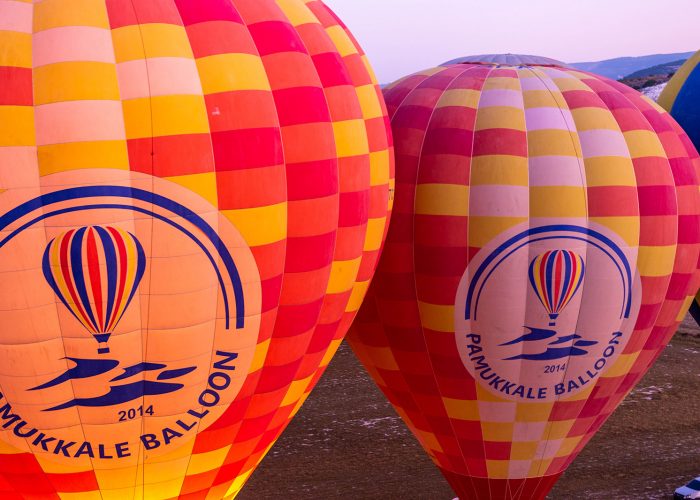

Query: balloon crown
<box><xmin>442</xmin><ymin>53</ymin><xmax>569</xmax><ymax>68</ymax></box>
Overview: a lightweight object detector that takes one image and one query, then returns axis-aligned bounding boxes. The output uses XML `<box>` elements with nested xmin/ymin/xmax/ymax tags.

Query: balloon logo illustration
<box><xmin>528</xmin><ymin>250</ymin><xmax>585</xmax><ymax>326</ymax></box>
<box><xmin>42</xmin><ymin>226</ymin><xmax>146</xmax><ymax>355</ymax></box>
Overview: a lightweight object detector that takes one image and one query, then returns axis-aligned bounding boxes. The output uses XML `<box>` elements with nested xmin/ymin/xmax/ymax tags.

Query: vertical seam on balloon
<box><xmin>521</xmin><ymin>65</ymin><xmax>591</xmax><ymax>492</ymax></box>
<box><xmin>560</xmin><ymin>71</ymin><xmax>664</xmax><ymax>473</ymax></box>
<box><xmin>411</xmin><ymin>63</ymin><xmax>491</xmax><ymax>495</ymax></box>
<box><xmin>591</xmin><ymin>76</ymin><xmax>688</xmax><ymax>404</ymax></box>
<box><xmin>124</xmin><ymin>3</ymin><xmax>155</xmax><ymax>496</ymax></box>
<box><xmin>505</xmin><ymin>66</ymin><xmax>527</xmax><ymax>500</ymax></box>
<box><xmin>197</xmin><ymin>1</ymin><xmax>289</xmax><ymax>491</ymax></box>
<box><xmin>462</xmin><ymin>63</ymin><xmax>498</xmax><ymax>498</ymax></box>
<box><xmin>169</xmin><ymin>2</ymin><xmax>229</xmax><ymax>492</ymax></box>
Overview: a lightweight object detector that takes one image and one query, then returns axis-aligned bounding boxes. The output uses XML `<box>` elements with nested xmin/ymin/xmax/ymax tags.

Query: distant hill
<box><xmin>625</xmin><ymin>59</ymin><xmax>686</xmax><ymax>79</ymax></box>
<box><xmin>570</xmin><ymin>52</ymin><xmax>694</xmax><ymax>79</ymax></box>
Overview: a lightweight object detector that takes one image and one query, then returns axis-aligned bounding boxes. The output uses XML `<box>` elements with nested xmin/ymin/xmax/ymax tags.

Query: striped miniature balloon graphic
<box><xmin>42</xmin><ymin>226</ymin><xmax>146</xmax><ymax>355</ymax></box>
<box><xmin>529</xmin><ymin>250</ymin><xmax>585</xmax><ymax>326</ymax></box>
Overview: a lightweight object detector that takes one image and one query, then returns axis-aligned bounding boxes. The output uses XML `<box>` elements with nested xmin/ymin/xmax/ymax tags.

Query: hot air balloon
<box><xmin>0</xmin><ymin>1</ymin><xmax>393</xmax><ymax>498</ymax></box>
<box><xmin>659</xmin><ymin>50</ymin><xmax>700</xmax><ymax>327</ymax></box>
<box><xmin>348</xmin><ymin>54</ymin><xmax>700</xmax><ymax>499</ymax></box>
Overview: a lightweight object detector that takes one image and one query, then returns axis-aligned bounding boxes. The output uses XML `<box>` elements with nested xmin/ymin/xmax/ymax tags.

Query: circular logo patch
<box><xmin>0</xmin><ymin>169</ymin><xmax>261</xmax><ymax>466</ymax></box>
<box><xmin>455</xmin><ymin>223</ymin><xmax>641</xmax><ymax>402</ymax></box>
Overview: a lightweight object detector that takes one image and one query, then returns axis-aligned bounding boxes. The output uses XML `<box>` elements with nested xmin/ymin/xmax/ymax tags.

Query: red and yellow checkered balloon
<box><xmin>0</xmin><ymin>0</ymin><xmax>393</xmax><ymax>498</ymax></box>
<box><xmin>348</xmin><ymin>55</ymin><xmax>700</xmax><ymax>499</ymax></box>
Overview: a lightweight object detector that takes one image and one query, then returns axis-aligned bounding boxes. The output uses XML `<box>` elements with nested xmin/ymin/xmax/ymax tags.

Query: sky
<box><xmin>324</xmin><ymin>0</ymin><xmax>699</xmax><ymax>83</ymax></box>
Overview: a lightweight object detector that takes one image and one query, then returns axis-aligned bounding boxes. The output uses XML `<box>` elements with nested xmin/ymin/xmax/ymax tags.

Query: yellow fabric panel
<box><xmin>475</xmin><ymin>106</ymin><xmax>526</xmax><ymax>131</ymax></box>
<box><xmin>38</xmin><ymin>141</ymin><xmax>129</xmax><ymax>175</ymax></box>
<box><xmin>468</xmin><ymin>217</ymin><xmax>528</xmax><ymax>248</ymax></box>
<box><xmin>186</xmin><ymin>446</ymin><xmax>231</xmax><ymax>476</ymax></box>
<box><xmin>482</xmin><ymin>421</ymin><xmax>514</xmax><ymax>442</ymax></box>
<box><xmin>417</xmin><ymin>302</ymin><xmax>455</xmax><ymax>333</ymax></box>
<box><xmin>249</xmin><ymin>338</ymin><xmax>271</xmax><ymax>373</ymax></box>
<box><xmin>470</xmin><ymin>155</ymin><xmax>529</xmax><ymax>186</ymax></box>
<box><xmin>530</xmin><ymin>186</ymin><xmax>587</xmax><ymax>217</ymax></box>
<box><xmin>166</xmin><ymin>172</ymin><xmax>219</xmax><ymax>208</ymax></box>
<box><xmin>528</xmin><ymin>129</ymin><xmax>581</xmax><ymax>157</ymax></box>
<box><xmin>514</xmin><ymin>402</ymin><xmax>553</xmax><ymax>422</ymax></box>
<box><xmin>34</xmin><ymin>0</ymin><xmax>110</xmax><ymax>31</ymax></box>
<box><xmin>325</xmin><ymin>25</ymin><xmax>357</xmax><ymax>57</ymax></box>
<box><xmin>483</xmin><ymin>76</ymin><xmax>521</xmax><ymax>91</ymax></box>
<box><xmin>623</xmin><ymin>130</ymin><xmax>666</xmax><ymax>158</ymax></box>
<box><xmin>122</xmin><ymin>95</ymin><xmax>209</xmax><ymax>138</ymax></box>
<box><xmin>571</xmin><ymin>108</ymin><xmax>621</xmax><ymax>131</ymax></box>
<box><xmin>326</xmin><ymin>257</ymin><xmax>362</xmax><ymax>294</ymax></box>
<box><xmin>196</xmin><ymin>53</ymin><xmax>270</xmax><ymax>93</ymax></box>
<box><xmin>222</xmin><ymin>203</ymin><xmax>288</xmax><ymax>247</ymax></box>
<box><xmin>486</xmin><ymin>460</ymin><xmax>510</xmax><ymax>479</ymax></box>
<box><xmin>637</xmin><ymin>245</ymin><xmax>677</xmax><ymax>277</ymax></box>
<box><xmin>275</xmin><ymin>0</ymin><xmax>317</xmax><ymax>25</ymax></box>
<box><xmin>112</xmin><ymin>24</ymin><xmax>193</xmax><ymax>63</ymax></box>
<box><xmin>346</xmin><ymin>280</ymin><xmax>370</xmax><ymax>311</ymax></box>
<box><xmin>584</xmin><ymin>157</ymin><xmax>637</xmax><ymax>186</ymax></box>
<box><xmin>510</xmin><ymin>441</ymin><xmax>539</xmax><ymax>460</ymax></box>
<box><xmin>356</xmin><ymin>84</ymin><xmax>383</xmax><ymax>120</ymax></box>
<box><xmin>589</xmin><ymin>217</ymin><xmax>640</xmax><ymax>247</ymax></box>
<box><xmin>281</xmin><ymin>374</ymin><xmax>314</xmax><ymax>406</ymax></box>
<box><xmin>0</xmin><ymin>31</ymin><xmax>31</xmax><ymax>68</ymax></box>
<box><xmin>443</xmin><ymin>398</ymin><xmax>480</xmax><ymax>421</ymax></box>
<box><xmin>603</xmin><ymin>353</ymin><xmax>638</xmax><ymax>378</ymax></box>
<box><xmin>369</xmin><ymin>150</ymin><xmax>391</xmax><ymax>186</ymax></box>
<box><xmin>415</xmin><ymin>184</ymin><xmax>468</xmax><ymax>216</ymax></box>
<box><xmin>33</xmin><ymin>62</ymin><xmax>120</xmax><ymax>105</ymax></box>
<box><xmin>436</xmin><ymin>89</ymin><xmax>481</xmax><ymax>109</ymax></box>
<box><xmin>0</xmin><ymin>106</ymin><xmax>35</xmax><ymax>146</ymax></box>
<box><xmin>333</xmin><ymin>119</ymin><xmax>369</xmax><ymax>158</ymax></box>
<box><xmin>363</xmin><ymin>217</ymin><xmax>387</xmax><ymax>251</ymax></box>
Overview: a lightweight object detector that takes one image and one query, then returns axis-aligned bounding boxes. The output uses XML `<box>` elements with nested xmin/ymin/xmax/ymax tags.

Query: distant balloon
<box><xmin>349</xmin><ymin>54</ymin><xmax>700</xmax><ymax>500</ymax></box>
<box><xmin>0</xmin><ymin>1</ymin><xmax>393</xmax><ymax>498</ymax></box>
<box><xmin>529</xmin><ymin>250</ymin><xmax>585</xmax><ymax>326</ymax></box>
<box><xmin>659</xmin><ymin>50</ymin><xmax>700</xmax><ymax>149</ymax></box>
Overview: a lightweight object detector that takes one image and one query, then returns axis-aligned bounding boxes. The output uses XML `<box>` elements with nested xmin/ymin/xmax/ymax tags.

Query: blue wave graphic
<box><xmin>30</xmin><ymin>358</ymin><xmax>119</xmax><ymax>391</ymax></box>
<box><xmin>501</xmin><ymin>326</ymin><xmax>599</xmax><ymax>361</ymax></box>
<box><xmin>504</xmin><ymin>346</ymin><xmax>589</xmax><ymax>361</ymax></box>
<box><xmin>548</xmin><ymin>334</ymin><xmax>582</xmax><ymax>345</ymax></box>
<box><xmin>111</xmin><ymin>362</ymin><xmax>167</xmax><ymax>382</ymax></box>
<box><xmin>31</xmin><ymin>358</ymin><xmax>196</xmax><ymax>411</ymax></box>
<box><xmin>499</xmin><ymin>327</ymin><xmax>556</xmax><ymax>346</ymax></box>
<box><xmin>46</xmin><ymin>380</ymin><xmax>184</xmax><ymax>411</ymax></box>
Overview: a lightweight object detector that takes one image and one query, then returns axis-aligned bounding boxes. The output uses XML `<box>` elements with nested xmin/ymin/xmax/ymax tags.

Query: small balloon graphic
<box><xmin>42</xmin><ymin>226</ymin><xmax>146</xmax><ymax>354</ymax></box>
<box><xmin>528</xmin><ymin>250</ymin><xmax>585</xmax><ymax>326</ymax></box>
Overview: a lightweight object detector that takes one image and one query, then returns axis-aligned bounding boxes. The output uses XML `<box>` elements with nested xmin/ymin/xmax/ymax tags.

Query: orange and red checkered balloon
<box><xmin>0</xmin><ymin>0</ymin><xmax>393</xmax><ymax>498</ymax></box>
<box><xmin>348</xmin><ymin>54</ymin><xmax>700</xmax><ymax>499</ymax></box>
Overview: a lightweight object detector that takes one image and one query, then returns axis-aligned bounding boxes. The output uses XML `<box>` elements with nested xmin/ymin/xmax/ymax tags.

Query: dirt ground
<box><xmin>239</xmin><ymin>316</ymin><xmax>700</xmax><ymax>500</ymax></box>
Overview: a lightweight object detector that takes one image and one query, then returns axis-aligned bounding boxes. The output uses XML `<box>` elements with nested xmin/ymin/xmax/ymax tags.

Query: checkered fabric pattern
<box><xmin>0</xmin><ymin>0</ymin><xmax>392</xmax><ymax>498</ymax></box>
<box><xmin>347</xmin><ymin>56</ymin><xmax>700</xmax><ymax>500</ymax></box>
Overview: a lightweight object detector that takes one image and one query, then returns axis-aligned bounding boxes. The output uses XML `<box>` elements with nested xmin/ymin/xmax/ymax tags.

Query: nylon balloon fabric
<box><xmin>347</xmin><ymin>57</ymin><xmax>700</xmax><ymax>500</ymax></box>
<box><xmin>0</xmin><ymin>1</ymin><xmax>393</xmax><ymax>498</ymax></box>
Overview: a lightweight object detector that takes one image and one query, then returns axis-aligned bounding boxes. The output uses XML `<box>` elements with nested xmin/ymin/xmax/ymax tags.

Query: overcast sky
<box><xmin>324</xmin><ymin>0</ymin><xmax>699</xmax><ymax>83</ymax></box>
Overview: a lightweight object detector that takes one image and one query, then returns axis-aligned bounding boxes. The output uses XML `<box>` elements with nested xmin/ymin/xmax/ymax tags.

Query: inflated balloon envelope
<box><xmin>348</xmin><ymin>54</ymin><xmax>700</xmax><ymax>499</ymax></box>
<box><xmin>0</xmin><ymin>0</ymin><xmax>393</xmax><ymax>498</ymax></box>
